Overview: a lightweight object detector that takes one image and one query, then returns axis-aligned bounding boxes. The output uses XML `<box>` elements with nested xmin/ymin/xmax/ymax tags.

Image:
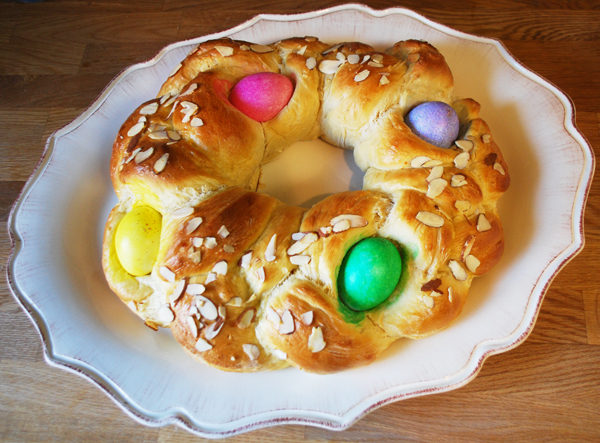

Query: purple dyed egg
<box><xmin>405</xmin><ymin>101</ymin><xmax>459</xmax><ymax>148</ymax></box>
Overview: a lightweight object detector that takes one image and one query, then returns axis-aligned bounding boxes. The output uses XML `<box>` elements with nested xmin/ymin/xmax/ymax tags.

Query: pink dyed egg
<box><xmin>229</xmin><ymin>72</ymin><xmax>294</xmax><ymax>122</ymax></box>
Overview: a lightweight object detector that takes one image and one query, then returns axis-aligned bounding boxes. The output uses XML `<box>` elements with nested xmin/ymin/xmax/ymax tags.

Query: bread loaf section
<box><xmin>102</xmin><ymin>36</ymin><xmax>509</xmax><ymax>373</ymax></box>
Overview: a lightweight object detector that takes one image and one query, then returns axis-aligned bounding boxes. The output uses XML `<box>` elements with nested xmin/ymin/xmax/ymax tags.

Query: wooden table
<box><xmin>1</xmin><ymin>0</ymin><xmax>599</xmax><ymax>441</ymax></box>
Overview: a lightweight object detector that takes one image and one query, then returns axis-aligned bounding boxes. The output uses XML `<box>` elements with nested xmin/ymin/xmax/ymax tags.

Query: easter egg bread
<box><xmin>102</xmin><ymin>37</ymin><xmax>510</xmax><ymax>373</ymax></box>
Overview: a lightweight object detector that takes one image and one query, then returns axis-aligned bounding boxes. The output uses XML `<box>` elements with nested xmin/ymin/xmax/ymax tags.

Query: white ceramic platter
<box><xmin>7</xmin><ymin>4</ymin><xmax>594</xmax><ymax>438</ymax></box>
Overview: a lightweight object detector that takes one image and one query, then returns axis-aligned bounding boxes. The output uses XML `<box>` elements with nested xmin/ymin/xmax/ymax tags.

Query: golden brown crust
<box><xmin>102</xmin><ymin>36</ymin><xmax>510</xmax><ymax>373</ymax></box>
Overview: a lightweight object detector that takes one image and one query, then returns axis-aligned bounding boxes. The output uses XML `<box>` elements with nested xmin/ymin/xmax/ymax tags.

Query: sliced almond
<box><xmin>287</xmin><ymin>232</ymin><xmax>318</xmax><ymax>255</ymax></box>
<box><xmin>379</xmin><ymin>75</ymin><xmax>390</xmax><ymax>86</ymax></box>
<box><xmin>422</xmin><ymin>159</ymin><xmax>443</xmax><ymax>168</ymax></box>
<box><xmin>205</xmin><ymin>272</ymin><xmax>217</xmax><ymax>285</ymax></box>
<box><xmin>279</xmin><ymin>310</ymin><xmax>295</xmax><ymax>334</ymax></box>
<box><xmin>159</xmin><ymin>266</ymin><xmax>176</xmax><ymax>283</ymax></box>
<box><xmin>189</xmin><ymin>250</ymin><xmax>201</xmax><ymax>264</ymax></box>
<box><xmin>186</xmin><ymin>316</ymin><xmax>198</xmax><ymax>338</ymax></box>
<box><xmin>448</xmin><ymin>260</ymin><xmax>468</xmax><ymax>281</ymax></box>
<box><xmin>455</xmin><ymin>140</ymin><xmax>474</xmax><ymax>151</ymax></box>
<box><xmin>455</xmin><ymin>200</ymin><xmax>471</xmax><ymax>212</ymax></box>
<box><xmin>250</xmin><ymin>44</ymin><xmax>273</xmax><ymax>53</ymax></box>
<box><xmin>482</xmin><ymin>134</ymin><xmax>491</xmax><ymax>143</ymax></box>
<box><xmin>196</xmin><ymin>295</ymin><xmax>218</xmax><ymax>320</ymax></box>
<box><xmin>426</xmin><ymin>165</ymin><xmax>444</xmax><ymax>182</ymax></box>
<box><xmin>301</xmin><ymin>311</ymin><xmax>313</xmax><ymax>325</ymax></box>
<box><xmin>223</xmin><ymin>244</ymin><xmax>234</xmax><ymax>253</ymax></box>
<box><xmin>190</xmin><ymin>117</ymin><xmax>204</xmax><ymax>127</ymax></box>
<box><xmin>255</xmin><ymin>266</ymin><xmax>265</xmax><ymax>285</ymax></box>
<box><xmin>265</xmin><ymin>234</ymin><xmax>277</xmax><ymax>262</ymax></box>
<box><xmin>154</xmin><ymin>153</ymin><xmax>169</xmax><ymax>173</ymax></box>
<box><xmin>494</xmin><ymin>162</ymin><xmax>506</xmax><ymax>175</ymax></box>
<box><xmin>236</xmin><ymin>308</ymin><xmax>255</xmax><ymax>329</ymax></box>
<box><xmin>465</xmin><ymin>254</ymin><xmax>481</xmax><ymax>273</ymax></box>
<box><xmin>332</xmin><ymin>219</ymin><xmax>350</xmax><ymax>233</ymax></box>
<box><xmin>330</xmin><ymin>214</ymin><xmax>368</xmax><ymax>228</ymax></box>
<box><xmin>212</xmin><ymin>260</ymin><xmax>227</xmax><ymax>276</ymax></box>
<box><xmin>180</xmin><ymin>83</ymin><xmax>198</xmax><ymax>97</ymax></box>
<box><xmin>318</xmin><ymin>59</ymin><xmax>342</xmax><ymax>74</ymax></box>
<box><xmin>169</xmin><ymin>279</ymin><xmax>186</xmax><ymax>304</ymax></box>
<box><xmin>336</xmin><ymin>52</ymin><xmax>346</xmax><ymax>62</ymax></box>
<box><xmin>354</xmin><ymin>70</ymin><xmax>370</xmax><ymax>82</ymax></box>
<box><xmin>416</xmin><ymin>211</ymin><xmax>444</xmax><ymax>227</ymax></box>
<box><xmin>242</xmin><ymin>344</ymin><xmax>260</xmax><ymax>361</ymax></box>
<box><xmin>139</xmin><ymin>102</ymin><xmax>159</xmax><ymax>115</ymax></box>
<box><xmin>127</xmin><ymin>122</ymin><xmax>144</xmax><ymax>137</ymax></box>
<box><xmin>172</xmin><ymin>207</ymin><xmax>194</xmax><ymax>218</ymax></box>
<box><xmin>266</xmin><ymin>306</ymin><xmax>281</xmax><ymax>327</ymax></box>
<box><xmin>240</xmin><ymin>44</ymin><xmax>249</xmax><ymax>51</ymax></box>
<box><xmin>308</xmin><ymin>327</ymin><xmax>325</xmax><ymax>352</ymax></box>
<box><xmin>290</xmin><ymin>255</ymin><xmax>311</xmax><ymax>265</ymax></box>
<box><xmin>169</xmin><ymin>63</ymin><xmax>182</xmax><ymax>77</ymax></box>
<box><xmin>215</xmin><ymin>45</ymin><xmax>234</xmax><ymax>57</ymax></box>
<box><xmin>192</xmin><ymin>237</ymin><xmax>204</xmax><ymax>248</ymax></box>
<box><xmin>204</xmin><ymin>237</ymin><xmax>217</xmax><ymax>249</ymax></box>
<box><xmin>240</xmin><ymin>251</ymin><xmax>252</xmax><ymax>269</ymax></box>
<box><xmin>135</xmin><ymin>148</ymin><xmax>154</xmax><ymax>164</ymax></box>
<box><xmin>461</xmin><ymin>236</ymin><xmax>476</xmax><ymax>261</ymax></box>
<box><xmin>347</xmin><ymin>54</ymin><xmax>360</xmax><ymax>64</ymax></box>
<box><xmin>362</xmin><ymin>55</ymin><xmax>370</xmax><ymax>63</ymax></box>
<box><xmin>477</xmin><ymin>214</ymin><xmax>492</xmax><ymax>232</ymax></box>
<box><xmin>291</xmin><ymin>232</ymin><xmax>306</xmax><ymax>241</ymax></box>
<box><xmin>272</xmin><ymin>349</ymin><xmax>287</xmax><ymax>360</ymax></box>
<box><xmin>156</xmin><ymin>305</ymin><xmax>174</xmax><ymax>323</ymax></box>
<box><xmin>297</xmin><ymin>45</ymin><xmax>307</xmax><ymax>55</ymax></box>
<box><xmin>427</xmin><ymin>178</ymin><xmax>447</xmax><ymax>199</ymax></box>
<box><xmin>217</xmin><ymin>225</ymin><xmax>229</xmax><ymax>238</ymax></box>
<box><xmin>195</xmin><ymin>338</ymin><xmax>212</xmax><ymax>352</ymax></box>
<box><xmin>124</xmin><ymin>148</ymin><xmax>141</xmax><ymax>164</ymax></box>
<box><xmin>407</xmin><ymin>53</ymin><xmax>420</xmax><ymax>63</ymax></box>
<box><xmin>318</xmin><ymin>226</ymin><xmax>333</xmax><ymax>237</ymax></box>
<box><xmin>186</xmin><ymin>283</ymin><xmax>206</xmax><ymax>296</ymax></box>
<box><xmin>451</xmin><ymin>174</ymin><xmax>468</xmax><ymax>187</ymax></box>
<box><xmin>422</xmin><ymin>295</ymin><xmax>434</xmax><ymax>309</ymax></box>
<box><xmin>305</xmin><ymin>57</ymin><xmax>317</xmax><ymax>70</ymax></box>
<box><xmin>186</xmin><ymin>217</ymin><xmax>203</xmax><ymax>235</ymax></box>
<box><xmin>454</xmin><ymin>152</ymin><xmax>470</xmax><ymax>169</ymax></box>
<box><xmin>227</xmin><ymin>297</ymin><xmax>242</xmax><ymax>307</ymax></box>
<box><xmin>411</xmin><ymin>156</ymin><xmax>431</xmax><ymax>168</ymax></box>
<box><xmin>204</xmin><ymin>318</ymin><xmax>224</xmax><ymax>340</ymax></box>
<box><xmin>372</xmin><ymin>54</ymin><xmax>384</xmax><ymax>62</ymax></box>
<box><xmin>167</xmin><ymin>130</ymin><xmax>181</xmax><ymax>141</ymax></box>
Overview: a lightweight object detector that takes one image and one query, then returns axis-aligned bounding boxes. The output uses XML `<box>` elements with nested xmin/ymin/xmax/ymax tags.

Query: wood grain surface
<box><xmin>1</xmin><ymin>0</ymin><xmax>599</xmax><ymax>441</ymax></box>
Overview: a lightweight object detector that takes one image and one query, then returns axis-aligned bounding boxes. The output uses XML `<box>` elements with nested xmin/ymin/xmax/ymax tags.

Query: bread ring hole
<box><xmin>260</xmin><ymin>138</ymin><xmax>364</xmax><ymax>208</ymax></box>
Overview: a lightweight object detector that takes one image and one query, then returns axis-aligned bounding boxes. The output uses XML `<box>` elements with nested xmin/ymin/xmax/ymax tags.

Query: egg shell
<box><xmin>405</xmin><ymin>101</ymin><xmax>459</xmax><ymax>149</ymax></box>
<box><xmin>338</xmin><ymin>237</ymin><xmax>402</xmax><ymax>312</ymax></box>
<box><xmin>115</xmin><ymin>206</ymin><xmax>162</xmax><ymax>276</ymax></box>
<box><xmin>229</xmin><ymin>72</ymin><xmax>294</xmax><ymax>122</ymax></box>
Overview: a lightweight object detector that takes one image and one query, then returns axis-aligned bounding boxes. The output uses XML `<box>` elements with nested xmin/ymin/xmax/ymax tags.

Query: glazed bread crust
<box><xmin>102</xmin><ymin>37</ymin><xmax>509</xmax><ymax>373</ymax></box>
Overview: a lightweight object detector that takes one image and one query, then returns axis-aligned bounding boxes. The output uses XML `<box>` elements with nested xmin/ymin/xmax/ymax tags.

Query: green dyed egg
<box><xmin>338</xmin><ymin>237</ymin><xmax>402</xmax><ymax>311</ymax></box>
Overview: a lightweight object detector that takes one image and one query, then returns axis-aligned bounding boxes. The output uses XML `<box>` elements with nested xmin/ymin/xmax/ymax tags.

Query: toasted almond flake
<box><xmin>204</xmin><ymin>319</ymin><xmax>224</xmax><ymax>340</ymax></box>
<box><xmin>247</xmin><ymin>294</ymin><xmax>259</xmax><ymax>304</ymax></box>
<box><xmin>217</xmin><ymin>225</ymin><xmax>229</xmax><ymax>238</ymax></box>
<box><xmin>427</xmin><ymin>165</ymin><xmax>444</xmax><ymax>182</ymax></box>
<box><xmin>186</xmin><ymin>283</ymin><xmax>206</xmax><ymax>296</ymax></box>
<box><xmin>451</xmin><ymin>174</ymin><xmax>468</xmax><ymax>187</ymax></box>
<box><xmin>427</xmin><ymin>178</ymin><xmax>448</xmax><ymax>199</ymax></box>
<box><xmin>195</xmin><ymin>338</ymin><xmax>212</xmax><ymax>352</ymax></box>
<box><xmin>372</xmin><ymin>53</ymin><xmax>384</xmax><ymax>62</ymax></box>
<box><xmin>454</xmin><ymin>152</ymin><xmax>470</xmax><ymax>169</ymax></box>
<box><xmin>291</xmin><ymin>232</ymin><xmax>306</xmax><ymax>241</ymax></box>
<box><xmin>336</xmin><ymin>52</ymin><xmax>346</xmax><ymax>61</ymax></box>
<box><xmin>407</xmin><ymin>53</ymin><xmax>420</xmax><ymax>63</ymax></box>
<box><xmin>180</xmin><ymin>83</ymin><xmax>198</xmax><ymax>97</ymax></box>
<box><xmin>204</xmin><ymin>237</ymin><xmax>217</xmax><ymax>249</ymax></box>
<box><xmin>188</xmin><ymin>249</ymin><xmax>201</xmax><ymax>264</ymax></box>
<box><xmin>240</xmin><ymin>44</ymin><xmax>249</xmax><ymax>51</ymax></box>
<box><xmin>465</xmin><ymin>255</ymin><xmax>481</xmax><ymax>273</ymax></box>
<box><xmin>227</xmin><ymin>297</ymin><xmax>242</xmax><ymax>307</ymax></box>
<box><xmin>240</xmin><ymin>251</ymin><xmax>252</xmax><ymax>268</ymax></box>
<box><xmin>354</xmin><ymin>70</ymin><xmax>370</xmax><ymax>82</ymax></box>
<box><xmin>192</xmin><ymin>237</ymin><xmax>204</xmax><ymax>248</ymax></box>
<box><xmin>449</xmin><ymin>260</ymin><xmax>468</xmax><ymax>281</ymax></box>
<box><xmin>186</xmin><ymin>217</ymin><xmax>203</xmax><ymax>235</ymax></box>
<box><xmin>379</xmin><ymin>75</ymin><xmax>390</xmax><ymax>86</ymax></box>
<box><xmin>167</xmin><ymin>130</ymin><xmax>181</xmax><ymax>141</ymax></box>
<box><xmin>305</xmin><ymin>36</ymin><xmax>317</xmax><ymax>42</ymax></box>
<box><xmin>362</xmin><ymin>55</ymin><xmax>370</xmax><ymax>63</ymax></box>
<box><xmin>368</xmin><ymin>61</ymin><xmax>384</xmax><ymax>68</ymax></box>
<box><xmin>273</xmin><ymin>349</ymin><xmax>287</xmax><ymax>360</ymax></box>
<box><xmin>186</xmin><ymin>316</ymin><xmax>198</xmax><ymax>338</ymax></box>
<box><xmin>137</xmin><ymin>116</ymin><xmax>147</xmax><ymax>123</ymax></box>
<box><xmin>164</xmin><ymin>96</ymin><xmax>177</xmax><ymax>108</ymax></box>
<box><xmin>305</xmin><ymin>57</ymin><xmax>317</xmax><ymax>70</ymax></box>
<box><xmin>332</xmin><ymin>219</ymin><xmax>350</xmax><ymax>233</ymax></box>
<box><xmin>135</xmin><ymin>148</ymin><xmax>154</xmax><ymax>164</ymax></box>
<box><xmin>250</xmin><ymin>44</ymin><xmax>273</xmax><ymax>53</ymax></box>
<box><xmin>416</xmin><ymin>211</ymin><xmax>444</xmax><ymax>227</ymax></box>
<box><xmin>214</xmin><ymin>45</ymin><xmax>234</xmax><ymax>57</ymax></box>
<box><xmin>308</xmin><ymin>327</ymin><xmax>325</xmax><ymax>352</ymax></box>
<box><xmin>156</xmin><ymin>304</ymin><xmax>174</xmax><ymax>323</ymax></box>
<box><xmin>172</xmin><ymin>207</ymin><xmax>194</xmax><ymax>218</ymax></box>
<box><xmin>297</xmin><ymin>45</ymin><xmax>307</xmax><ymax>55</ymax></box>
<box><xmin>330</xmin><ymin>214</ymin><xmax>368</xmax><ymax>228</ymax></box>
<box><xmin>127</xmin><ymin>122</ymin><xmax>144</xmax><ymax>137</ymax></box>
<box><xmin>159</xmin><ymin>93</ymin><xmax>171</xmax><ymax>105</ymax></box>
<box><xmin>266</xmin><ymin>306</ymin><xmax>281</xmax><ymax>327</ymax></box>
<box><xmin>255</xmin><ymin>266</ymin><xmax>265</xmax><ymax>285</ymax></box>
<box><xmin>448</xmin><ymin>287</ymin><xmax>453</xmax><ymax>302</ymax></box>
<box><xmin>290</xmin><ymin>255</ymin><xmax>311</xmax><ymax>265</ymax></box>
<box><xmin>196</xmin><ymin>295</ymin><xmax>218</xmax><ymax>320</ymax></box>
<box><xmin>223</xmin><ymin>244</ymin><xmax>235</xmax><ymax>253</ymax></box>
<box><xmin>494</xmin><ymin>162</ymin><xmax>506</xmax><ymax>175</ymax></box>
<box><xmin>318</xmin><ymin>59</ymin><xmax>342</xmax><ymax>74</ymax></box>
<box><xmin>169</xmin><ymin>279</ymin><xmax>186</xmax><ymax>304</ymax></box>
<box><xmin>205</xmin><ymin>272</ymin><xmax>217</xmax><ymax>285</ymax></box>
<box><xmin>190</xmin><ymin>117</ymin><xmax>204</xmax><ymax>127</ymax></box>
<box><xmin>287</xmin><ymin>232</ymin><xmax>318</xmax><ymax>256</ymax></box>
<box><xmin>127</xmin><ymin>301</ymin><xmax>137</xmax><ymax>311</ymax></box>
<box><xmin>431</xmin><ymin>290</ymin><xmax>443</xmax><ymax>297</ymax></box>
<box><xmin>347</xmin><ymin>54</ymin><xmax>360</xmax><ymax>64</ymax></box>
<box><xmin>213</xmin><ymin>260</ymin><xmax>227</xmax><ymax>276</ymax></box>
<box><xmin>265</xmin><ymin>234</ymin><xmax>277</xmax><ymax>262</ymax></box>
<box><xmin>421</xmin><ymin>160</ymin><xmax>443</xmax><ymax>169</ymax></box>
<box><xmin>422</xmin><ymin>295</ymin><xmax>435</xmax><ymax>309</ymax></box>
<box><xmin>455</xmin><ymin>200</ymin><xmax>471</xmax><ymax>212</ymax></box>
<box><xmin>301</xmin><ymin>311</ymin><xmax>313</xmax><ymax>325</ymax></box>
<box><xmin>236</xmin><ymin>309</ymin><xmax>255</xmax><ymax>329</ymax></box>
<box><xmin>169</xmin><ymin>62</ymin><xmax>182</xmax><ymax>77</ymax></box>
<box><xmin>455</xmin><ymin>140</ymin><xmax>474</xmax><ymax>151</ymax></box>
<box><xmin>279</xmin><ymin>310</ymin><xmax>295</xmax><ymax>334</ymax></box>
<box><xmin>140</xmin><ymin>102</ymin><xmax>159</xmax><ymax>115</ymax></box>
<box><xmin>411</xmin><ymin>156</ymin><xmax>431</xmax><ymax>168</ymax></box>
<box><xmin>160</xmin><ymin>266</ymin><xmax>176</xmax><ymax>283</ymax></box>
<box><xmin>318</xmin><ymin>226</ymin><xmax>333</xmax><ymax>237</ymax></box>
<box><xmin>482</xmin><ymin>134</ymin><xmax>491</xmax><ymax>143</ymax></box>
<box><xmin>243</xmin><ymin>344</ymin><xmax>260</xmax><ymax>361</ymax></box>
<box><xmin>477</xmin><ymin>214</ymin><xmax>492</xmax><ymax>232</ymax></box>
<box><xmin>321</xmin><ymin>44</ymin><xmax>341</xmax><ymax>55</ymax></box>
<box><xmin>154</xmin><ymin>153</ymin><xmax>169</xmax><ymax>173</ymax></box>
<box><xmin>462</xmin><ymin>236</ymin><xmax>476</xmax><ymax>261</ymax></box>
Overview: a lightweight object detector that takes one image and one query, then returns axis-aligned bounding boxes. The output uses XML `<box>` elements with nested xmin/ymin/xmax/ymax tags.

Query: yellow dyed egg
<box><xmin>115</xmin><ymin>206</ymin><xmax>162</xmax><ymax>276</ymax></box>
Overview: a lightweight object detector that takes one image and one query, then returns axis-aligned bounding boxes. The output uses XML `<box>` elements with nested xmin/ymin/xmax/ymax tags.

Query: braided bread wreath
<box><xmin>102</xmin><ymin>36</ymin><xmax>510</xmax><ymax>374</ymax></box>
